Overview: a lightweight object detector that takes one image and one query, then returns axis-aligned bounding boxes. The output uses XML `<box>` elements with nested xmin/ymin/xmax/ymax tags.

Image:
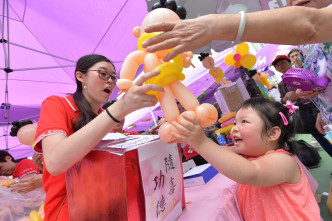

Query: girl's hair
<box><xmin>236</xmin><ymin>97</ymin><xmax>301</xmax><ymax>155</ymax></box>
<box><xmin>73</xmin><ymin>54</ymin><xmax>114</xmax><ymax>131</ymax></box>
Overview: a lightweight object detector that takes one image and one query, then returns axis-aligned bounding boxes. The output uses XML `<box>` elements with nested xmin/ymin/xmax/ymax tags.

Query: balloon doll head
<box><xmin>10</xmin><ymin>120</ymin><xmax>37</xmax><ymax>146</ymax></box>
<box><xmin>199</xmin><ymin>53</ymin><xmax>214</xmax><ymax>69</ymax></box>
<box><xmin>133</xmin><ymin>8</ymin><xmax>180</xmax><ymax>38</ymax></box>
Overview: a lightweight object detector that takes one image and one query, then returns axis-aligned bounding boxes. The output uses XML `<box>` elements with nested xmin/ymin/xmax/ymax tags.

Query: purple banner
<box><xmin>254</xmin><ymin>44</ymin><xmax>296</xmax><ymax>71</ymax></box>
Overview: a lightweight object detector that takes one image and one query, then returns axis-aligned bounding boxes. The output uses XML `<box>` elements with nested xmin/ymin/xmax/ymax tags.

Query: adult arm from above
<box><xmin>142</xmin><ymin>6</ymin><xmax>332</xmax><ymax>61</ymax></box>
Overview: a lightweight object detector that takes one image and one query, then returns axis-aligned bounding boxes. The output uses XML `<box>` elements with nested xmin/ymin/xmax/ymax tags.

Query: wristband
<box><xmin>105</xmin><ymin>108</ymin><xmax>121</xmax><ymax>123</ymax></box>
<box><xmin>232</xmin><ymin>11</ymin><xmax>246</xmax><ymax>44</ymax></box>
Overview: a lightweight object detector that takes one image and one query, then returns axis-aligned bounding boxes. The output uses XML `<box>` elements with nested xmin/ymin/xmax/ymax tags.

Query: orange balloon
<box><xmin>17</xmin><ymin>124</ymin><xmax>37</xmax><ymax>145</ymax></box>
<box><xmin>195</xmin><ymin>103</ymin><xmax>218</xmax><ymax>128</ymax></box>
<box><xmin>235</xmin><ymin>42</ymin><xmax>249</xmax><ymax>56</ymax></box>
<box><xmin>241</xmin><ymin>54</ymin><xmax>257</xmax><ymax>69</ymax></box>
<box><xmin>224</xmin><ymin>53</ymin><xmax>235</xmax><ymax>66</ymax></box>
<box><xmin>158</xmin><ymin>122</ymin><xmax>175</xmax><ymax>143</ymax></box>
<box><xmin>234</xmin><ymin>61</ymin><xmax>242</xmax><ymax>69</ymax></box>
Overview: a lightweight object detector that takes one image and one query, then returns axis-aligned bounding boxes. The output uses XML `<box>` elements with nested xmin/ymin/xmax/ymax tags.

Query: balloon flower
<box><xmin>224</xmin><ymin>42</ymin><xmax>256</xmax><ymax>69</ymax></box>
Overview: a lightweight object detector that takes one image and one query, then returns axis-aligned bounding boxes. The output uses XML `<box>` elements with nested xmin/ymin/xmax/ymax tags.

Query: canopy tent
<box><xmin>0</xmin><ymin>0</ymin><xmax>150</xmax><ymax>159</ymax></box>
<box><xmin>0</xmin><ymin>0</ymin><xmax>286</xmax><ymax>159</ymax></box>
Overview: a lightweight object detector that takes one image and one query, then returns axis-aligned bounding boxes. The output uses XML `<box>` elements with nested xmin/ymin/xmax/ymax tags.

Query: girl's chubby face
<box><xmin>230</xmin><ymin>107</ymin><xmax>269</xmax><ymax>157</ymax></box>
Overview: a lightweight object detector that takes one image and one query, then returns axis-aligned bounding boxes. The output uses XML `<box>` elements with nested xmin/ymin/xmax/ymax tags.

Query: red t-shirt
<box><xmin>34</xmin><ymin>95</ymin><xmax>80</xmax><ymax>221</ymax></box>
<box><xmin>12</xmin><ymin>159</ymin><xmax>40</xmax><ymax>179</ymax></box>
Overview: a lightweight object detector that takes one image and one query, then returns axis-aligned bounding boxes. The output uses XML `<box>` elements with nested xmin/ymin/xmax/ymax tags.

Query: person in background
<box><xmin>0</xmin><ymin>150</ymin><xmax>42</xmax><ymax>193</ymax></box>
<box><xmin>273</xmin><ymin>55</ymin><xmax>332</xmax><ymax>157</ymax></box>
<box><xmin>32</xmin><ymin>152</ymin><xmax>43</xmax><ymax>172</ymax></box>
<box><xmin>142</xmin><ymin>0</ymin><xmax>332</xmax><ymax>135</ymax></box>
<box><xmin>170</xmin><ymin>97</ymin><xmax>320</xmax><ymax>220</ymax></box>
<box><xmin>32</xmin><ymin>54</ymin><xmax>163</xmax><ymax>221</ymax></box>
<box><xmin>288</xmin><ymin>48</ymin><xmax>303</xmax><ymax>68</ymax></box>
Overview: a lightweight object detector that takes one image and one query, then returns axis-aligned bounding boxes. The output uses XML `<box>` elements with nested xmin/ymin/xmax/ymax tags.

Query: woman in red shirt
<box><xmin>33</xmin><ymin>54</ymin><xmax>163</xmax><ymax>221</ymax></box>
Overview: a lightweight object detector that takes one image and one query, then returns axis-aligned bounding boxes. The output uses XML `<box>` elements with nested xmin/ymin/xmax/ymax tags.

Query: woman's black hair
<box><xmin>248</xmin><ymin>69</ymin><xmax>257</xmax><ymax>78</ymax></box>
<box><xmin>73</xmin><ymin>54</ymin><xmax>114</xmax><ymax>132</ymax></box>
<box><xmin>236</xmin><ymin>97</ymin><xmax>301</xmax><ymax>155</ymax></box>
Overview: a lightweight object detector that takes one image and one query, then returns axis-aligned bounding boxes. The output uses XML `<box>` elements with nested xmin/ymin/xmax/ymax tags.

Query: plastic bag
<box><xmin>0</xmin><ymin>178</ymin><xmax>45</xmax><ymax>221</ymax></box>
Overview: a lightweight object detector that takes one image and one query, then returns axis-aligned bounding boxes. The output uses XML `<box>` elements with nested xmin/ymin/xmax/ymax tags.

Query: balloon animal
<box><xmin>198</xmin><ymin>53</ymin><xmax>232</xmax><ymax>86</ymax></box>
<box><xmin>251</xmin><ymin>70</ymin><xmax>275</xmax><ymax>90</ymax></box>
<box><xmin>224</xmin><ymin>42</ymin><xmax>256</xmax><ymax>69</ymax></box>
<box><xmin>117</xmin><ymin>8</ymin><xmax>218</xmax><ymax>142</ymax></box>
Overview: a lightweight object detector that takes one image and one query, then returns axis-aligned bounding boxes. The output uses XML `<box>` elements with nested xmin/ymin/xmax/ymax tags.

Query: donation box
<box><xmin>66</xmin><ymin>135</ymin><xmax>185</xmax><ymax>221</ymax></box>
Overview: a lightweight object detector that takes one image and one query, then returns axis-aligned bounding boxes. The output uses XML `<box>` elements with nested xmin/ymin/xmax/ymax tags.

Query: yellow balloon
<box><xmin>235</xmin><ymin>42</ymin><xmax>249</xmax><ymax>56</ymax></box>
<box><xmin>241</xmin><ymin>54</ymin><xmax>257</xmax><ymax>69</ymax></box>
<box><xmin>224</xmin><ymin>53</ymin><xmax>235</xmax><ymax>66</ymax></box>
<box><xmin>30</xmin><ymin>210</ymin><xmax>42</xmax><ymax>221</ymax></box>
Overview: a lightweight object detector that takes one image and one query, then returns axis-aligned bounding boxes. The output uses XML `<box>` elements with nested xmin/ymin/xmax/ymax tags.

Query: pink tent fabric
<box><xmin>0</xmin><ymin>0</ymin><xmax>286</xmax><ymax>159</ymax></box>
<box><xmin>0</xmin><ymin>0</ymin><xmax>149</xmax><ymax>159</ymax></box>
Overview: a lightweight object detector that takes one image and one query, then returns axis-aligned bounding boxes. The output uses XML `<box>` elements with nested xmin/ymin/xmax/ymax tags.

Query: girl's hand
<box><xmin>170</xmin><ymin>111</ymin><xmax>208</xmax><ymax>148</ymax></box>
<box><xmin>117</xmin><ymin>70</ymin><xmax>164</xmax><ymax>116</ymax></box>
<box><xmin>142</xmin><ymin>15</ymin><xmax>215</xmax><ymax>62</ymax></box>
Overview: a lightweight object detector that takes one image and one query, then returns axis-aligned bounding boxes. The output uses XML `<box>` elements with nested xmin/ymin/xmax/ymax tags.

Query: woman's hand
<box><xmin>116</xmin><ymin>70</ymin><xmax>164</xmax><ymax>116</ymax></box>
<box><xmin>142</xmin><ymin>15</ymin><xmax>216</xmax><ymax>62</ymax></box>
<box><xmin>9</xmin><ymin>174</ymin><xmax>43</xmax><ymax>194</ymax></box>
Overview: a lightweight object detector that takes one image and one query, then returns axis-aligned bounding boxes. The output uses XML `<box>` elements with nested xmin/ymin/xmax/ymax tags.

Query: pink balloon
<box><xmin>17</xmin><ymin>124</ymin><xmax>37</xmax><ymax>145</ymax></box>
<box><xmin>233</xmin><ymin>53</ymin><xmax>242</xmax><ymax>62</ymax></box>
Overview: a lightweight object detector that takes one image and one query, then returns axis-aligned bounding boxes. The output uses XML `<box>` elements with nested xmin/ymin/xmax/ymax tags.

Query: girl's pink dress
<box><xmin>237</xmin><ymin>149</ymin><xmax>320</xmax><ymax>220</ymax></box>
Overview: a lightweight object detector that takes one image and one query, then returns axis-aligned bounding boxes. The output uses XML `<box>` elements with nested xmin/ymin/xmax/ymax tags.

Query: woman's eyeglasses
<box><xmin>88</xmin><ymin>69</ymin><xmax>118</xmax><ymax>82</ymax></box>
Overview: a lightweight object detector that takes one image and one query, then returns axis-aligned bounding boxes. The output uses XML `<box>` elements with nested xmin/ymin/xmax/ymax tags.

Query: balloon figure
<box><xmin>117</xmin><ymin>8</ymin><xmax>218</xmax><ymax>142</ymax></box>
<box><xmin>224</xmin><ymin>42</ymin><xmax>256</xmax><ymax>69</ymax></box>
<box><xmin>10</xmin><ymin>120</ymin><xmax>37</xmax><ymax>147</ymax></box>
<box><xmin>250</xmin><ymin>70</ymin><xmax>275</xmax><ymax>90</ymax></box>
<box><xmin>198</xmin><ymin>53</ymin><xmax>232</xmax><ymax>86</ymax></box>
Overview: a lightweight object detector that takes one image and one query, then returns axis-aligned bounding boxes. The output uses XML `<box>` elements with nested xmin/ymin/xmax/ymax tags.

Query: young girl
<box><xmin>171</xmin><ymin>97</ymin><xmax>320</xmax><ymax>220</ymax></box>
<box><xmin>33</xmin><ymin>54</ymin><xmax>163</xmax><ymax>221</ymax></box>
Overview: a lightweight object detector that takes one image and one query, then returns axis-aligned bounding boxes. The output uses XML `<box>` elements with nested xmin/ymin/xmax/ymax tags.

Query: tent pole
<box><xmin>5</xmin><ymin>0</ymin><xmax>9</xmax><ymax>66</ymax></box>
<box><xmin>10</xmin><ymin>65</ymin><xmax>76</xmax><ymax>71</ymax></box>
<box><xmin>0</xmin><ymin>0</ymin><xmax>8</xmax><ymax>68</ymax></box>
<box><xmin>9</xmin><ymin>42</ymin><xmax>76</xmax><ymax>63</ymax></box>
<box><xmin>150</xmin><ymin>109</ymin><xmax>158</xmax><ymax>126</ymax></box>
